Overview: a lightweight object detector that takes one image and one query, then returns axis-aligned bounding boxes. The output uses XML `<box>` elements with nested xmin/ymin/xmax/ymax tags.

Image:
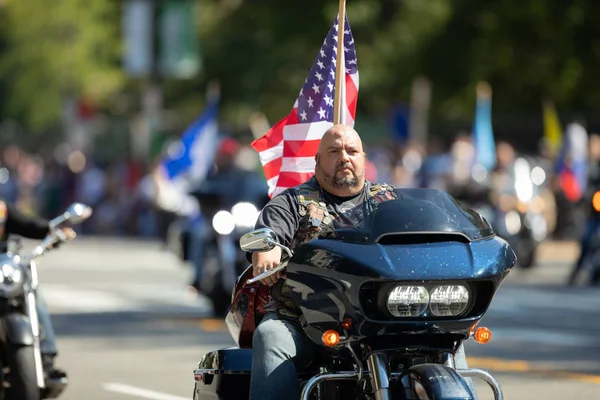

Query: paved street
<box><xmin>30</xmin><ymin>237</ymin><xmax>600</xmax><ymax>399</ymax></box>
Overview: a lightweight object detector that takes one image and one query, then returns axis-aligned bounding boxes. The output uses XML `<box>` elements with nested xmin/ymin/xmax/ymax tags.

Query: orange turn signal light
<box><xmin>593</xmin><ymin>192</ymin><xmax>600</xmax><ymax>212</ymax></box>
<box><xmin>474</xmin><ymin>327</ymin><xmax>492</xmax><ymax>344</ymax></box>
<box><xmin>340</xmin><ymin>318</ymin><xmax>352</xmax><ymax>330</ymax></box>
<box><xmin>322</xmin><ymin>330</ymin><xmax>340</xmax><ymax>347</ymax></box>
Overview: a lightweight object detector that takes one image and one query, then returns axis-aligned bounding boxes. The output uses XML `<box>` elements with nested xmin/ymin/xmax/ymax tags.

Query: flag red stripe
<box><xmin>283</xmin><ymin>140</ymin><xmax>320</xmax><ymax>158</ymax></box>
<box><xmin>262</xmin><ymin>157</ymin><xmax>282</xmax><ymax>181</ymax></box>
<box><xmin>251</xmin><ymin>112</ymin><xmax>290</xmax><ymax>153</ymax></box>
<box><xmin>287</xmin><ymin>109</ymin><xmax>299</xmax><ymax>125</ymax></box>
<box><xmin>276</xmin><ymin>172</ymin><xmax>314</xmax><ymax>189</ymax></box>
<box><xmin>345</xmin><ymin>74</ymin><xmax>358</xmax><ymax>117</ymax></box>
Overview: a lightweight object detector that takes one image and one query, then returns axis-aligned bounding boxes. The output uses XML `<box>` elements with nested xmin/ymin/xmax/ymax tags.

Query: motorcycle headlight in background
<box><xmin>504</xmin><ymin>210</ymin><xmax>522</xmax><ymax>235</ymax></box>
<box><xmin>0</xmin><ymin>261</ymin><xmax>22</xmax><ymax>285</ymax></box>
<box><xmin>387</xmin><ymin>285</ymin><xmax>429</xmax><ymax>317</ymax></box>
<box><xmin>231</xmin><ymin>202</ymin><xmax>260</xmax><ymax>229</ymax></box>
<box><xmin>514</xmin><ymin>158</ymin><xmax>533</xmax><ymax>203</ymax></box>
<box><xmin>530</xmin><ymin>166</ymin><xmax>546</xmax><ymax>186</ymax></box>
<box><xmin>429</xmin><ymin>285</ymin><xmax>470</xmax><ymax>316</ymax></box>
<box><xmin>212</xmin><ymin>211</ymin><xmax>235</xmax><ymax>235</ymax></box>
<box><xmin>525</xmin><ymin>213</ymin><xmax>548</xmax><ymax>241</ymax></box>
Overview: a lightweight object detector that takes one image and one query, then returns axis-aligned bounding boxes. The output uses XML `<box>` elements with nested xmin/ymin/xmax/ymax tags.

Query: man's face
<box><xmin>316</xmin><ymin>131</ymin><xmax>365</xmax><ymax>190</ymax></box>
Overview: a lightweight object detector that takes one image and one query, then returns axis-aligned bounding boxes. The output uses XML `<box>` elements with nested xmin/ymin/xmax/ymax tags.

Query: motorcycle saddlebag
<box><xmin>193</xmin><ymin>348</ymin><xmax>252</xmax><ymax>400</ymax></box>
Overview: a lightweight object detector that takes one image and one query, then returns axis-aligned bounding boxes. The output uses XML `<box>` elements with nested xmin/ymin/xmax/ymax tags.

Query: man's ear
<box><xmin>315</xmin><ymin>153</ymin><xmax>320</xmax><ymax>164</ymax></box>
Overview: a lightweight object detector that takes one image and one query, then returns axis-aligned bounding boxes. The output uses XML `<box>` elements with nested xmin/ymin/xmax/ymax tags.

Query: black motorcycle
<box><xmin>192</xmin><ymin>189</ymin><xmax>515</xmax><ymax>399</ymax></box>
<box><xmin>0</xmin><ymin>203</ymin><xmax>92</xmax><ymax>400</ymax></box>
<box><xmin>459</xmin><ymin>156</ymin><xmax>547</xmax><ymax>269</ymax></box>
<box><xmin>191</xmin><ymin>182</ymin><xmax>270</xmax><ymax>316</ymax></box>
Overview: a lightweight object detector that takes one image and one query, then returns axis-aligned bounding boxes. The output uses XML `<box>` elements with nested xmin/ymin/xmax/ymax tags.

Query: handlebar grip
<box><xmin>246</xmin><ymin>261</ymin><xmax>288</xmax><ymax>285</ymax></box>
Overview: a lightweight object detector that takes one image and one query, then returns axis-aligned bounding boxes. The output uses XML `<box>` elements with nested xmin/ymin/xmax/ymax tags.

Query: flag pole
<box><xmin>333</xmin><ymin>0</ymin><xmax>347</xmax><ymax>125</ymax></box>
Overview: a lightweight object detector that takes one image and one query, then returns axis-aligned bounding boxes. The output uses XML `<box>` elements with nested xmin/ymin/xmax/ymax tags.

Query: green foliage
<box><xmin>196</xmin><ymin>0</ymin><xmax>600</xmax><ymax>129</ymax></box>
<box><xmin>0</xmin><ymin>0</ymin><xmax>124</xmax><ymax>131</ymax></box>
<box><xmin>2</xmin><ymin>0</ymin><xmax>600</xmax><ymax>134</ymax></box>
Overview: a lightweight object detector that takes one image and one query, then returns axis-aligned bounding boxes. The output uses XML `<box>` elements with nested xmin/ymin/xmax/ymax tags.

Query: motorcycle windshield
<box><xmin>330</xmin><ymin>188</ymin><xmax>494</xmax><ymax>243</ymax></box>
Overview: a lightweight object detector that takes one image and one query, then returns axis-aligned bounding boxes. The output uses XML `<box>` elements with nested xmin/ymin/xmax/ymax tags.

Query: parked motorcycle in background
<box><xmin>0</xmin><ymin>203</ymin><xmax>92</xmax><ymax>400</ymax></box>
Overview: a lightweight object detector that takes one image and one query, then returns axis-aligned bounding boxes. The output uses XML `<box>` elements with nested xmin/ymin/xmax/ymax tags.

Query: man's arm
<box><xmin>4</xmin><ymin>202</ymin><xmax>50</xmax><ymax>239</ymax></box>
<box><xmin>249</xmin><ymin>190</ymin><xmax>299</xmax><ymax>285</ymax></box>
<box><xmin>251</xmin><ymin>247</ymin><xmax>283</xmax><ymax>286</ymax></box>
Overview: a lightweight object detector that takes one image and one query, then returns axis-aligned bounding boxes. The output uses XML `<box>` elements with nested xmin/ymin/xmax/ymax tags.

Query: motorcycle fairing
<box><xmin>286</xmin><ymin>235</ymin><xmax>515</xmax><ymax>346</ymax></box>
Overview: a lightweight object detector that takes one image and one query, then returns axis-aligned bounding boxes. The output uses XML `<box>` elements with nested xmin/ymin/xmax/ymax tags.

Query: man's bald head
<box><xmin>318</xmin><ymin>124</ymin><xmax>364</xmax><ymax>154</ymax></box>
<box><xmin>315</xmin><ymin>124</ymin><xmax>366</xmax><ymax>197</ymax></box>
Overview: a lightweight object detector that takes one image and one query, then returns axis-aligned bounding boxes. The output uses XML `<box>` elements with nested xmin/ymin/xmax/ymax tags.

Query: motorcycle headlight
<box><xmin>504</xmin><ymin>210</ymin><xmax>522</xmax><ymax>235</ymax></box>
<box><xmin>231</xmin><ymin>202</ymin><xmax>260</xmax><ymax>229</ymax></box>
<box><xmin>212</xmin><ymin>211</ymin><xmax>235</xmax><ymax>235</ymax></box>
<box><xmin>0</xmin><ymin>262</ymin><xmax>23</xmax><ymax>285</ymax></box>
<box><xmin>429</xmin><ymin>285</ymin><xmax>470</xmax><ymax>317</ymax></box>
<box><xmin>387</xmin><ymin>285</ymin><xmax>429</xmax><ymax>317</ymax></box>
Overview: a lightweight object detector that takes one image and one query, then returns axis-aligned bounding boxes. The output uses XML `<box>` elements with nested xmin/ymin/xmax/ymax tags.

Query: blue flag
<box><xmin>472</xmin><ymin>82</ymin><xmax>496</xmax><ymax>170</ymax></box>
<box><xmin>161</xmin><ymin>99</ymin><xmax>219</xmax><ymax>189</ymax></box>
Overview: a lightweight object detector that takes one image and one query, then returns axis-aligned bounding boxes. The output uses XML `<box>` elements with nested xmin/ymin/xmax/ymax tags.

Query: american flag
<box><xmin>251</xmin><ymin>15</ymin><xmax>359</xmax><ymax>198</ymax></box>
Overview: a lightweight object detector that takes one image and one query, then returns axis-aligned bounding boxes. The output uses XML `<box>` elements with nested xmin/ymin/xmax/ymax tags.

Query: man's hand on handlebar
<box><xmin>49</xmin><ymin>227</ymin><xmax>76</xmax><ymax>249</ymax></box>
<box><xmin>252</xmin><ymin>247</ymin><xmax>284</xmax><ymax>286</ymax></box>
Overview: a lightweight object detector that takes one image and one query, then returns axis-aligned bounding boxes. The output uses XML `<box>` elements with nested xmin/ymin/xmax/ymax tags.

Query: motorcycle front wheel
<box><xmin>6</xmin><ymin>345</ymin><xmax>39</xmax><ymax>400</ymax></box>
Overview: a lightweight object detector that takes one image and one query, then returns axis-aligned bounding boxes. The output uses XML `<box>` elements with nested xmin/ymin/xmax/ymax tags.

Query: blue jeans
<box><xmin>249</xmin><ymin>312</ymin><xmax>477</xmax><ymax>399</ymax></box>
<box><xmin>37</xmin><ymin>291</ymin><xmax>58</xmax><ymax>355</ymax></box>
<box><xmin>189</xmin><ymin>221</ymin><xmax>211</xmax><ymax>285</ymax></box>
<box><xmin>250</xmin><ymin>313</ymin><xmax>317</xmax><ymax>400</ymax></box>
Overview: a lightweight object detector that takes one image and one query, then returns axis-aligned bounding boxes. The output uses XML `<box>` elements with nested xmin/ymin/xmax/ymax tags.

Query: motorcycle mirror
<box><xmin>51</xmin><ymin>203</ymin><xmax>93</xmax><ymax>228</ymax></box>
<box><xmin>64</xmin><ymin>203</ymin><xmax>93</xmax><ymax>224</ymax></box>
<box><xmin>239</xmin><ymin>228</ymin><xmax>278</xmax><ymax>253</ymax></box>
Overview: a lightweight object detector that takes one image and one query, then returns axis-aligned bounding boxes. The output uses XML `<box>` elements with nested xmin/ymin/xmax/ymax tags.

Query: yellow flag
<box><xmin>542</xmin><ymin>100</ymin><xmax>563</xmax><ymax>157</ymax></box>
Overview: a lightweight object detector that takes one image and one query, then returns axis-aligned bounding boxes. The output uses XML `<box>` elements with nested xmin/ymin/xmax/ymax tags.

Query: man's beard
<box><xmin>316</xmin><ymin>162</ymin><xmax>361</xmax><ymax>189</ymax></box>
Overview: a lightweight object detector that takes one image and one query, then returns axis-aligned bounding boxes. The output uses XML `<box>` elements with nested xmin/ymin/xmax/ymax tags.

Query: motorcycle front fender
<box><xmin>407</xmin><ymin>364</ymin><xmax>475</xmax><ymax>400</ymax></box>
<box><xmin>1</xmin><ymin>313</ymin><xmax>34</xmax><ymax>346</ymax></box>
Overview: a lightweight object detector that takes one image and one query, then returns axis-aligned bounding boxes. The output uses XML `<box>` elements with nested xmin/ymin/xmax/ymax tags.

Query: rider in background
<box><xmin>188</xmin><ymin>138</ymin><xmax>268</xmax><ymax>292</ymax></box>
<box><xmin>568</xmin><ymin>133</ymin><xmax>600</xmax><ymax>285</ymax></box>
<box><xmin>0</xmin><ymin>200</ymin><xmax>67</xmax><ymax>380</ymax></box>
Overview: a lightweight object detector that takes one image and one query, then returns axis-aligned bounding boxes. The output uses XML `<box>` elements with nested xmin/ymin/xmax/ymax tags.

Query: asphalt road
<box><xmin>29</xmin><ymin>237</ymin><xmax>600</xmax><ymax>400</ymax></box>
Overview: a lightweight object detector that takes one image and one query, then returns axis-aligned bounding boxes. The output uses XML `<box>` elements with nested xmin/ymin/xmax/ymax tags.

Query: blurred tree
<box><xmin>0</xmin><ymin>0</ymin><xmax>124</xmax><ymax>131</ymax></box>
<box><xmin>415</xmin><ymin>0</ymin><xmax>600</xmax><ymax>120</ymax></box>
<box><xmin>192</xmin><ymin>0</ymin><xmax>600</xmax><ymax>133</ymax></box>
<box><xmin>2</xmin><ymin>0</ymin><xmax>600</xmax><ymax>140</ymax></box>
<box><xmin>192</xmin><ymin>0</ymin><xmax>452</xmax><ymax>128</ymax></box>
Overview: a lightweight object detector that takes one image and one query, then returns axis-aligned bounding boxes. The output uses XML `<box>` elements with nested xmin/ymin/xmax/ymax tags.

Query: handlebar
<box><xmin>24</xmin><ymin>228</ymin><xmax>77</xmax><ymax>261</ymax></box>
<box><xmin>246</xmin><ymin>259</ymin><xmax>289</xmax><ymax>284</ymax></box>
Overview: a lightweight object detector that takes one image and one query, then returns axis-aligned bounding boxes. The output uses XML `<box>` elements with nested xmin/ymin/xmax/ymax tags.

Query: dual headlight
<box><xmin>0</xmin><ymin>262</ymin><xmax>23</xmax><ymax>285</ymax></box>
<box><xmin>387</xmin><ymin>284</ymin><xmax>470</xmax><ymax>317</ymax></box>
<box><xmin>212</xmin><ymin>202</ymin><xmax>260</xmax><ymax>235</ymax></box>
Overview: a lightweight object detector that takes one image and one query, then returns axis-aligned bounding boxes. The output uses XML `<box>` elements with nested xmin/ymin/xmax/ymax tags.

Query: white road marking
<box><xmin>103</xmin><ymin>383</ymin><xmax>188</xmax><ymax>400</ymax></box>
<box><xmin>42</xmin><ymin>285</ymin><xmax>131</xmax><ymax>312</ymax></box>
<box><xmin>41</xmin><ymin>283</ymin><xmax>213</xmax><ymax>315</ymax></box>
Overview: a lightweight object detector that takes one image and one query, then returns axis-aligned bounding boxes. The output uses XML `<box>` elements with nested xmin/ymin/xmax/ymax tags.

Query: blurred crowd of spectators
<box><xmin>0</xmin><ymin>130</ymin><xmax>596</xmax><ymax>242</ymax></box>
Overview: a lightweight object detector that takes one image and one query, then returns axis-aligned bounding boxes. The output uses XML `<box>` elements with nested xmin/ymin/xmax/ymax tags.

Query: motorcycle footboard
<box><xmin>193</xmin><ymin>348</ymin><xmax>252</xmax><ymax>400</ymax></box>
